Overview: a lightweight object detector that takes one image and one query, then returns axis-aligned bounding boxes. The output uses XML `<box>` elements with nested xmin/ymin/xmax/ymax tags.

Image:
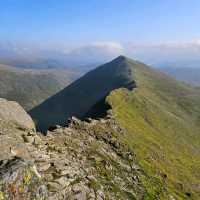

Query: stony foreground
<box><xmin>0</xmin><ymin>98</ymin><xmax>146</xmax><ymax>199</ymax></box>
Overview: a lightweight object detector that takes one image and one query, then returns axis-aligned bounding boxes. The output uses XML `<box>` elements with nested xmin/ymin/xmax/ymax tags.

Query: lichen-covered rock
<box><xmin>0</xmin><ymin>157</ymin><xmax>48</xmax><ymax>199</ymax></box>
<box><xmin>0</xmin><ymin>98</ymin><xmax>35</xmax><ymax>130</ymax></box>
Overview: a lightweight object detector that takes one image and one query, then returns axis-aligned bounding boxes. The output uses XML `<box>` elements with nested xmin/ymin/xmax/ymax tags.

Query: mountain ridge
<box><xmin>0</xmin><ymin>56</ymin><xmax>200</xmax><ymax>198</ymax></box>
<box><xmin>30</xmin><ymin>55</ymin><xmax>200</xmax><ymax>199</ymax></box>
<box><xmin>30</xmin><ymin>56</ymin><xmax>136</xmax><ymax>131</ymax></box>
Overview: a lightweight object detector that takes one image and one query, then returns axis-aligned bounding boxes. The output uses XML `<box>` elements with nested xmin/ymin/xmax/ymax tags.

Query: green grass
<box><xmin>106</xmin><ymin>58</ymin><xmax>200</xmax><ymax>199</ymax></box>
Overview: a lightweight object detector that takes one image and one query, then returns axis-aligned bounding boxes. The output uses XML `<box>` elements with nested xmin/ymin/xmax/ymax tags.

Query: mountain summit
<box><xmin>29</xmin><ymin>56</ymin><xmax>200</xmax><ymax>198</ymax></box>
<box><xmin>30</xmin><ymin>56</ymin><xmax>136</xmax><ymax>131</ymax></box>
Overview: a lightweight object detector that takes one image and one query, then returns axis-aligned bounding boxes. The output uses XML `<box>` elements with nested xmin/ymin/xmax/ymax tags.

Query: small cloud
<box><xmin>64</xmin><ymin>41</ymin><xmax>124</xmax><ymax>65</ymax></box>
<box><xmin>91</xmin><ymin>41</ymin><xmax>124</xmax><ymax>53</ymax></box>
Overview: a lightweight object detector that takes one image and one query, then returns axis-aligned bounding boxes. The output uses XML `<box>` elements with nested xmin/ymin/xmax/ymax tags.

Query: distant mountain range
<box><xmin>161</xmin><ymin>67</ymin><xmax>200</xmax><ymax>86</ymax></box>
<box><xmin>0</xmin><ymin>64</ymin><xmax>80</xmax><ymax>110</ymax></box>
<box><xmin>0</xmin><ymin>42</ymin><xmax>119</xmax><ymax>70</ymax></box>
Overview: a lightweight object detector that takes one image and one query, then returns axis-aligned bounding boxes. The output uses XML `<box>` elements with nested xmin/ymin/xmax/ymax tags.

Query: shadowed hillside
<box><xmin>30</xmin><ymin>56</ymin><xmax>135</xmax><ymax>131</ymax></box>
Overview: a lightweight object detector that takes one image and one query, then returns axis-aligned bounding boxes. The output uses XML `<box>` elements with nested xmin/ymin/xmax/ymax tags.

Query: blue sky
<box><xmin>1</xmin><ymin>0</ymin><xmax>200</xmax><ymax>47</ymax></box>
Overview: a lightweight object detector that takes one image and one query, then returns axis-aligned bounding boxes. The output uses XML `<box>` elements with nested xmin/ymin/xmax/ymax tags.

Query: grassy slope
<box><xmin>107</xmin><ymin>58</ymin><xmax>200</xmax><ymax>199</ymax></box>
<box><xmin>0</xmin><ymin>64</ymin><xmax>77</xmax><ymax>110</ymax></box>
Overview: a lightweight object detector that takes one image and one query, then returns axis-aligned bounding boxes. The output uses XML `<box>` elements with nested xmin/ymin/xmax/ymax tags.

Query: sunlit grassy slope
<box><xmin>106</xmin><ymin>57</ymin><xmax>200</xmax><ymax>199</ymax></box>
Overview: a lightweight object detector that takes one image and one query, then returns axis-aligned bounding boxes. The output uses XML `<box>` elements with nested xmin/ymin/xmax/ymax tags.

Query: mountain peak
<box><xmin>111</xmin><ymin>55</ymin><xmax>140</xmax><ymax>66</ymax></box>
<box><xmin>30</xmin><ymin>56</ymin><xmax>136</xmax><ymax>131</ymax></box>
<box><xmin>112</xmin><ymin>55</ymin><xmax>129</xmax><ymax>63</ymax></box>
<box><xmin>116</xmin><ymin>55</ymin><xmax>127</xmax><ymax>60</ymax></box>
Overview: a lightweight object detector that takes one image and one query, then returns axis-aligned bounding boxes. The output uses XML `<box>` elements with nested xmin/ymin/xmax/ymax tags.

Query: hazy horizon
<box><xmin>1</xmin><ymin>0</ymin><xmax>200</xmax><ymax>67</ymax></box>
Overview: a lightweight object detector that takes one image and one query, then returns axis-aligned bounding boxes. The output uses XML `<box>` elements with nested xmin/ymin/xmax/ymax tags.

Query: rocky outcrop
<box><xmin>23</xmin><ymin>116</ymin><xmax>144</xmax><ymax>199</ymax></box>
<box><xmin>0</xmin><ymin>98</ymin><xmax>35</xmax><ymax>130</ymax></box>
<box><xmin>0</xmin><ymin>97</ymin><xmax>156</xmax><ymax>199</ymax></box>
<box><xmin>0</xmin><ymin>101</ymin><xmax>146</xmax><ymax>199</ymax></box>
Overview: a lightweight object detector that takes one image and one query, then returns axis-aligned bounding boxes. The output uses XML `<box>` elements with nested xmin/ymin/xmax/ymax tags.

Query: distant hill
<box><xmin>30</xmin><ymin>56</ymin><xmax>200</xmax><ymax>199</ymax></box>
<box><xmin>161</xmin><ymin>67</ymin><xmax>200</xmax><ymax>86</ymax></box>
<box><xmin>0</xmin><ymin>64</ymin><xmax>79</xmax><ymax>110</ymax></box>
<box><xmin>0</xmin><ymin>58</ymin><xmax>72</xmax><ymax>69</ymax></box>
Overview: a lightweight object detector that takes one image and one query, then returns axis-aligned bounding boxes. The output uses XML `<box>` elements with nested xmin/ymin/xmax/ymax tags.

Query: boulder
<box><xmin>0</xmin><ymin>98</ymin><xmax>35</xmax><ymax>130</ymax></box>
